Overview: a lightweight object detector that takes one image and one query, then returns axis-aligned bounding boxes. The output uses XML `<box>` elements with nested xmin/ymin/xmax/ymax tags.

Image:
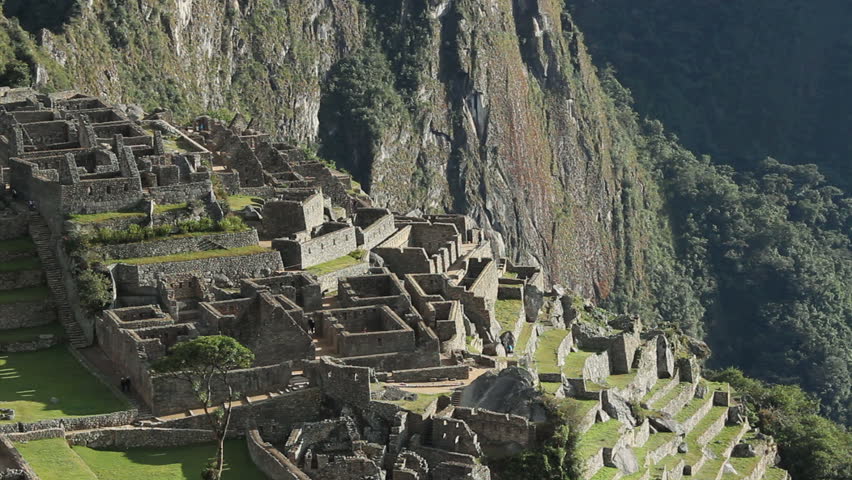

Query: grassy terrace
<box><xmin>0</xmin><ymin>256</ymin><xmax>41</xmax><ymax>272</ymax></box>
<box><xmin>605</xmin><ymin>369</ymin><xmax>637</xmax><ymax>389</ymax></box>
<box><xmin>501</xmin><ymin>271</ymin><xmax>519</xmax><ymax>279</ymax></box>
<box><xmin>305</xmin><ymin>252</ymin><xmax>363</xmax><ymax>276</ymax></box>
<box><xmin>0</xmin><ymin>346</ymin><xmax>128</xmax><ymax>423</ymax></box>
<box><xmin>0</xmin><ymin>286</ymin><xmax>50</xmax><ymax>305</ymax></box>
<box><xmin>682</xmin><ymin>406</ymin><xmax>729</xmax><ymax>464</ymax></box>
<box><xmin>0</xmin><ymin>323</ymin><xmax>64</xmax><ymax>344</ymax></box>
<box><xmin>69</xmin><ymin>211</ymin><xmax>146</xmax><ymax>224</ymax></box>
<box><xmin>763</xmin><ymin>467</ymin><xmax>789</xmax><ymax>480</ymax></box>
<box><xmin>674</xmin><ymin>394</ymin><xmax>711</xmax><ymax>423</ymax></box>
<box><xmin>153</xmin><ymin>202</ymin><xmax>187</xmax><ymax>214</ymax></box>
<box><xmin>650</xmin><ymin>381</ymin><xmax>692</xmax><ymax>410</ymax></box>
<box><xmin>590</xmin><ymin>466</ymin><xmax>619</xmax><ymax>480</ymax></box>
<box><xmin>15</xmin><ymin>437</ymin><xmax>97</xmax><ymax>480</ymax></box>
<box><xmin>560</xmin><ymin>397</ymin><xmax>599</xmax><ymax>420</ymax></box>
<box><xmin>533</xmin><ymin>329</ymin><xmax>569</xmax><ymax>374</ymax></box>
<box><xmin>515</xmin><ymin>322</ymin><xmax>534</xmax><ymax>353</ymax></box>
<box><xmin>641</xmin><ymin>377</ymin><xmax>675</xmax><ymax>404</ymax></box>
<box><xmin>113</xmin><ymin>246</ymin><xmax>271</xmax><ymax>265</ymax></box>
<box><xmin>226</xmin><ymin>195</ymin><xmax>262</xmax><ymax>211</ymax></box>
<box><xmin>562</xmin><ymin>350</ymin><xmax>594</xmax><ymax>377</ymax></box>
<box><xmin>576</xmin><ymin>419</ymin><xmax>621</xmax><ymax>459</ymax></box>
<box><xmin>18</xmin><ymin>438</ymin><xmax>259</xmax><ymax>480</ymax></box>
<box><xmin>0</xmin><ymin>237</ymin><xmax>37</xmax><ymax>253</ymax></box>
<box><xmin>386</xmin><ymin>392</ymin><xmax>442</xmax><ymax>414</ymax></box>
<box><xmin>494</xmin><ymin>298</ymin><xmax>523</xmax><ymax>333</ymax></box>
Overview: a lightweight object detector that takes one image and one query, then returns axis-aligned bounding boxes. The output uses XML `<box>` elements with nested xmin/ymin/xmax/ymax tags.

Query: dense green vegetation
<box><xmin>488</xmin><ymin>397</ymin><xmax>582</xmax><ymax>479</ymax></box>
<box><xmin>597</xmin><ymin>71</ymin><xmax>852</xmax><ymax>426</ymax></box>
<box><xmin>571</xmin><ymin>0</ymin><xmax>852</xmax><ymax>189</ymax></box>
<box><xmin>707</xmin><ymin>368</ymin><xmax>852</xmax><ymax>480</ymax></box>
<box><xmin>85</xmin><ymin>217</ymin><xmax>248</xmax><ymax>246</ymax></box>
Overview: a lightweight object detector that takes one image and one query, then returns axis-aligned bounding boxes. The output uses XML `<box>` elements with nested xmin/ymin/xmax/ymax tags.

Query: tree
<box><xmin>153</xmin><ymin>336</ymin><xmax>254</xmax><ymax>480</ymax></box>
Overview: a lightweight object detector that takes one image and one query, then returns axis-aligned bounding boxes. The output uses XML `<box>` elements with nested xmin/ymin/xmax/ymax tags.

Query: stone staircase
<box><xmin>28</xmin><ymin>212</ymin><xmax>88</xmax><ymax>348</ymax></box>
<box><xmin>198</xmin><ymin>238</ymin><xmax>224</xmax><ymax>251</ymax></box>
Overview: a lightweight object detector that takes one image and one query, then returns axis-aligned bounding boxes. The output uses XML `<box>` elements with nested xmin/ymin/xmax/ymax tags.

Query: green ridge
<box><xmin>15</xmin><ymin>437</ymin><xmax>98</xmax><ymax>480</ymax></box>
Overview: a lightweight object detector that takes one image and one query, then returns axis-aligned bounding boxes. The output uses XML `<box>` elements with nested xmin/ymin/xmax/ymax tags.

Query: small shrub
<box><xmin>77</xmin><ymin>269</ymin><xmax>112</xmax><ymax>313</ymax></box>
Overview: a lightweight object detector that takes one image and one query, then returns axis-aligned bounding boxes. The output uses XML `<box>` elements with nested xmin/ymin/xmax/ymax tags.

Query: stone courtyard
<box><xmin>0</xmin><ymin>88</ymin><xmax>789</xmax><ymax>480</ymax></box>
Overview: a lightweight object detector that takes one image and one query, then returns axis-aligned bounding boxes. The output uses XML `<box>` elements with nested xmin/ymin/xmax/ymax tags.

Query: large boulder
<box><xmin>460</xmin><ymin>367</ymin><xmax>547</xmax><ymax>422</ymax></box>
<box><xmin>602</xmin><ymin>390</ymin><xmax>636</xmax><ymax>425</ymax></box>
<box><xmin>656</xmin><ymin>335</ymin><xmax>675</xmax><ymax>378</ymax></box>
<box><xmin>608</xmin><ymin>447</ymin><xmax>639</xmax><ymax>474</ymax></box>
<box><xmin>732</xmin><ymin>443</ymin><xmax>758</xmax><ymax>458</ymax></box>
<box><xmin>648</xmin><ymin>415</ymin><xmax>684</xmax><ymax>435</ymax></box>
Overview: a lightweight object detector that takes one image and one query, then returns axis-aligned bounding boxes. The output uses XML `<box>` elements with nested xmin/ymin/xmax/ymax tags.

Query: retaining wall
<box><xmin>102</xmin><ymin>229</ymin><xmax>258</xmax><ymax>260</ymax></box>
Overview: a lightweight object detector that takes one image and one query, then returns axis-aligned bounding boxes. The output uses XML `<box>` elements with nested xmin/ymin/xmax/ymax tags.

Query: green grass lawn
<box><xmin>0</xmin><ymin>323</ymin><xmax>64</xmax><ymax>344</ymax></box>
<box><xmin>562</xmin><ymin>350</ymin><xmax>594</xmax><ymax>378</ymax></box>
<box><xmin>386</xmin><ymin>391</ymin><xmax>442</xmax><ymax>414</ymax></box>
<box><xmin>605</xmin><ymin>370</ymin><xmax>638</xmax><ymax>389</ymax></box>
<box><xmin>515</xmin><ymin>322</ymin><xmax>534</xmax><ymax>353</ymax></box>
<box><xmin>0</xmin><ymin>346</ymin><xmax>128</xmax><ymax>423</ymax></box>
<box><xmin>153</xmin><ymin>202</ymin><xmax>187</xmax><ymax>214</ymax></box>
<box><xmin>590</xmin><ymin>466</ymin><xmax>620</xmax><ymax>480</ymax></box>
<box><xmin>113</xmin><ymin>245</ymin><xmax>271</xmax><ymax>265</ymax></box>
<box><xmin>0</xmin><ymin>237</ymin><xmax>36</xmax><ymax>253</ymax></box>
<box><xmin>577</xmin><ymin>419</ymin><xmax>621</xmax><ymax>459</ymax></box>
<box><xmin>651</xmin><ymin>381</ymin><xmax>692</xmax><ymax>410</ymax></box>
<box><xmin>69</xmin><ymin>211</ymin><xmax>146</xmax><ymax>224</ymax></box>
<box><xmin>17</xmin><ymin>438</ymin><xmax>262</xmax><ymax>480</ymax></box>
<box><xmin>226</xmin><ymin>195</ymin><xmax>262</xmax><ymax>211</ymax></box>
<box><xmin>0</xmin><ymin>256</ymin><xmax>41</xmax><ymax>272</ymax></box>
<box><xmin>0</xmin><ymin>286</ymin><xmax>50</xmax><ymax>305</ymax></box>
<box><xmin>495</xmin><ymin>298</ymin><xmax>523</xmax><ymax>333</ymax></box>
<box><xmin>15</xmin><ymin>438</ymin><xmax>98</xmax><ymax>480</ymax></box>
<box><xmin>74</xmin><ymin>440</ymin><xmax>262</xmax><ymax>480</ymax></box>
<box><xmin>305</xmin><ymin>253</ymin><xmax>362</xmax><ymax>276</ymax></box>
<box><xmin>533</xmin><ymin>329</ymin><xmax>570</xmax><ymax>374</ymax></box>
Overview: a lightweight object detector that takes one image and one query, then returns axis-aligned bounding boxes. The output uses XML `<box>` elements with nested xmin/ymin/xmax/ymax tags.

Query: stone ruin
<box><xmin>0</xmin><ymin>90</ymin><xmax>789</xmax><ymax>480</ymax></box>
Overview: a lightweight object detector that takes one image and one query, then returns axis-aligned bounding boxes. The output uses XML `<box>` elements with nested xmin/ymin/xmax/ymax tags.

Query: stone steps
<box><xmin>28</xmin><ymin>212</ymin><xmax>89</xmax><ymax>348</ymax></box>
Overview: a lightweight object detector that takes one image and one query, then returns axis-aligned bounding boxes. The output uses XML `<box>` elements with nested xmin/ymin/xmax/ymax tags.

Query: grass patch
<box><xmin>0</xmin><ymin>256</ymin><xmax>41</xmax><ymax>272</ymax></box>
<box><xmin>305</xmin><ymin>252</ymin><xmax>363</xmax><ymax>276</ymax></box>
<box><xmin>562</xmin><ymin>350</ymin><xmax>594</xmax><ymax>378</ymax></box>
<box><xmin>641</xmin><ymin>377</ymin><xmax>675</xmax><ymax>404</ymax></box>
<box><xmin>113</xmin><ymin>246</ymin><xmax>271</xmax><ymax>265</ymax></box>
<box><xmin>559</xmin><ymin>397</ymin><xmax>599</xmax><ymax>420</ymax></box>
<box><xmin>0</xmin><ymin>286</ymin><xmax>50</xmax><ymax>305</ymax></box>
<box><xmin>541</xmin><ymin>382</ymin><xmax>562</xmax><ymax>394</ymax></box>
<box><xmin>226</xmin><ymin>195</ymin><xmax>262</xmax><ymax>211</ymax></box>
<box><xmin>674</xmin><ymin>395</ymin><xmax>710</xmax><ymax>422</ymax></box>
<box><xmin>763</xmin><ymin>467</ymin><xmax>790</xmax><ymax>480</ymax></box>
<box><xmin>0</xmin><ymin>237</ymin><xmax>36</xmax><ymax>253</ymax></box>
<box><xmin>501</xmin><ymin>270</ymin><xmax>519</xmax><ymax>279</ymax></box>
<box><xmin>515</xmin><ymin>322</ymin><xmax>534</xmax><ymax>353</ymax></box>
<box><xmin>73</xmin><ymin>440</ymin><xmax>259</xmax><ymax>480</ymax></box>
<box><xmin>590</xmin><ymin>467</ymin><xmax>620</xmax><ymax>480</ymax></box>
<box><xmin>533</xmin><ymin>329</ymin><xmax>569</xmax><ymax>374</ymax></box>
<box><xmin>494</xmin><ymin>298</ymin><xmax>523</xmax><ymax>333</ymax></box>
<box><xmin>576</xmin><ymin>419</ymin><xmax>621</xmax><ymax>459</ymax></box>
<box><xmin>651</xmin><ymin>381</ymin><xmax>691</xmax><ymax>410</ymax></box>
<box><xmin>69</xmin><ymin>211</ymin><xmax>146</xmax><ymax>224</ymax></box>
<box><xmin>605</xmin><ymin>369</ymin><xmax>638</xmax><ymax>389</ymax></box>
<box><xmin>387</xmin><ymin>392</ymin><xmax>442</xmax><ymax>414</ymax></box>
<box><xmin>0</xmin><ymin>346</ymin><xmax>128</xmax><ymax>423</ymax></box>
<box><xmin>153</xmin><ymin>202</ymin><xmax>187</xmax><ymax>214</ymax></box>
<box><xmin>465</xmin><ymin>335</ymin><xmax>481</xmax><ymax>354</ymax></box>
<box><xmin>15</xmin><ymin>438</ymin><xmax>98</xmax><ymax>480</ymax></box>
<box><xmin>0</xmin><ymin>323</ymin><xmax>64</xmax><ymax>344</ymax></box>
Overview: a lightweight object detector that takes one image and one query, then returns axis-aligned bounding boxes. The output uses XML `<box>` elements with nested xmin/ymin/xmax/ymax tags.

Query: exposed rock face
<box><xmin>22</xmin><ymin>0</ymin><xmax>666</xmax><ymax>301</ymax></box>
<box><xmin>459</xmin><ymin>367</ymin><xmax>547</xmax><ymax>421</ymax></box>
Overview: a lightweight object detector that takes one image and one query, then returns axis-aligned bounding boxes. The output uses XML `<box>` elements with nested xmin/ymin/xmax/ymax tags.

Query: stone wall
<box><xmin>452</xmin><ymin>407</ymin><xmax>534</xmax><ymax>452</ymax></box>
<box><xmin>158</xmin><ymin>388</ymin><xmax>322</xmax><ymax>443</ymax></box>
<box><xmin>246</xmin><ymin>428</ymin><xmax>311</xmax><ymax>480</ymax></box>
<box><xmin>0</xmin><ymin>299</ymin><xmax>57</xmax><ymax>329</ymax></box>
<box><xmin>307</xmin><ymin>358</ymin><xmax>372</xmax><ymax>409</ymax></box>
<box><xmin>102</xmin><ymin>229</ymin><xmax>259</xmax><ymax>260</ymax></box>
<box><xmin>390</xmin><ymin>365</ymin><xmax>470</xmax><ymax>383</ymax></box>
<box><xmin>0</xmin><ymin>333</ymin><xmax>62</xmax><ymax>353</ymax></box>
<box><xmin>608</xmin><ymin>332</ymin><xmax>640</xmax><ymax>375</ymax></box>
<box><xmin>114</xmin><ymin>250</ymin><xmax>283</xmax><ymax>288</ymax></box>
<box><xmin>354</xmin><ymin>209</ymin><xmax>395</xmax><ymax>251</ymax></box>
<box><xmin>431</xmin><ymin>416</ymin><xmax>481</xmax><ymax>456</ymax></box>
<box><xmin>582</xmin><ymin>351</ymin><xmax>610</xmax><ymax>384</ymax></box>
<box><xmin>315</xmin><ymin>261</ymin><xmax>370</xmax><ymax>292</ymax></box>
<box><xmin>149</xmin><ymin>362</ymin><xmax>293</xmax><ymax>415</ymax></box>
<box><xmin>149</xmin><ymin>180</ymin><xmax>213</xmax><ymax>204</ymax></box>
<box><xmin>274</xmin><ymin>224</ymin><xmax>357</xmax><ymax>269</ymax></box>
<box><xmin>0</xmin><ymin>214</ymin><xmax>28</xmax><ymax>240</ymax></box>
<box><xmin>68</xmin><ymin>427</ymin><xmax>221</xmax><ymax>449</ymax></box>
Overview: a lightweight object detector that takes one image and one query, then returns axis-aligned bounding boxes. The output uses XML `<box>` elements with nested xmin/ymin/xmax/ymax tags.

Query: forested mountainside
<box><xmin>570</xmin><ymin>0</ymin><xmax>852</xmax><ymax>189</ymax></box>
<box><xmin>0</xmin><ymin>0</ymin><xmax>848</xmax><ymax>451</ymax></box>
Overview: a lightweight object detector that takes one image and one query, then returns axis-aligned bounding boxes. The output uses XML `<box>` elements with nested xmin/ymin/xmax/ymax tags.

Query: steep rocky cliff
<box><xmin>9</xmin><ymin>0</ymin><xmax>670</xmax><ymax>302</ymax></box>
